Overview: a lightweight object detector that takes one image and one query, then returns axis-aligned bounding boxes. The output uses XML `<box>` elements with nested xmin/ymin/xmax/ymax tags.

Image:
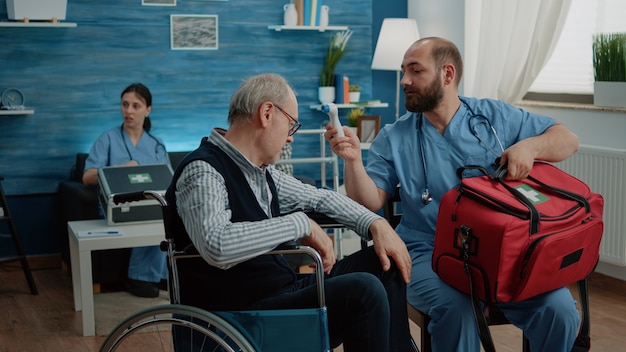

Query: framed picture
<box><xmin>170</xmin><ymin>14</ymin><xmax>219</xmax><ymax>50</ymax></box>
<box><xmin>357</xmin><ymin>115</ymin><xmax>381</xmax><ymax>143</ymax></box>
<box><xmin>142</xmin><ymin>0</ymin><xmax>176</xmax><ymax>6</ymax></box>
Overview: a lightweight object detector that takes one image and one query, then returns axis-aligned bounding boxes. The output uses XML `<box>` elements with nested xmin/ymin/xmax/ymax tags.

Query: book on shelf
<box><xmin>334</xmin><ymin>74</ymin><xmax>350</xmax><ymax>104</ymax></box>
<box><xmin>303</xmin><ymin>0</ymin><xmax>310</xmax><ymax>25</ymax></box>
<box><xmin>302</xmin><ymin>0</ymin><xmax>322</xmax><ymax>26</ymax></box>
<box><xmin>310</xmin><ymin>0</ymin><xmax>317</xmax><ymax>26</ymax></box>
<box><xmin>295</xmin><ymin>0</ymin><xmax>304</xmax><ymax>26</ymax></box>
<box><xmin>313</xmin><ymin>0</ymin><xmax>323</xmax><ymax>26</ymax></box>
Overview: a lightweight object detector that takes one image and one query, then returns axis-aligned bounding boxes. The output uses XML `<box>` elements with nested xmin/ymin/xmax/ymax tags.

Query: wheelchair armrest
<box><xmin>268</xmin><ymin>244</ymin><xmax>326</xmax><ymax>308</ymax></box>
<box><xmin>274</xmin><ymin>240</ymin><xmax>298</xmax><ymax>250</ymax></box>
<box><xmin>305</xmin><ymin>211</ymin><xmax>343</xmax><ymax>229</ymax></box>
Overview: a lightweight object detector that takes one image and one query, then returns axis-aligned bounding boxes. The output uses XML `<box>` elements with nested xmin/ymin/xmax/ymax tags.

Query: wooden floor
<box><xmin>1</xmin><ymin>262</ymin><xmax>625</xmax><ymax>351</ymax></box>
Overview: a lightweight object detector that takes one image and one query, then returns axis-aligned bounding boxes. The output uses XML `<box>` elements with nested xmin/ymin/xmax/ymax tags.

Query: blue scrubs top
<box><xmin>365</xmin><ymin>96</ymin><xmax>556</xmax><ymax>249</ymax></box>
<box><xmin>85</xmin><ymin>125</ymin><xmax>168</xmax><ymax>170</ymax></box>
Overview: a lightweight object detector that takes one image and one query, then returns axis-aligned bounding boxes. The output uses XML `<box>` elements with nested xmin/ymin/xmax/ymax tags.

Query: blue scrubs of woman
<box><xmin>83</xmin><ymin>83</ymin><xmax>169</xmax><ymax>298</ymax></box>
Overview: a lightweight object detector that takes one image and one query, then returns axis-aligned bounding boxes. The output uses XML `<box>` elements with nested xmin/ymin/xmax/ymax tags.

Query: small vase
<box><xmin>283</xmin><ymin>3</ymin><xmax>297</xmax><ymax>26</ymax></box>
<box><xmin>349</xmin><ymin>92</ymin><xmax>360</xmax><ymax>103</ymax></box>
<box><xmin>319</xmin><ymin>5</ymin><xmax>329</xmax><ymax>27</ymax></box>
<box><xmin>318</xmin><ymin>86</ymin><xmax>335</xmax><ymax>104</ymax></box>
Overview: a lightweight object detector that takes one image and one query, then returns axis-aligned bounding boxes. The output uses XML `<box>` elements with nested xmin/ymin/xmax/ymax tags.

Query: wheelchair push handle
<box><xmin>113</xmin><ymin>190</ymin><xmax>168</xmax><ymax>207</ymax></box>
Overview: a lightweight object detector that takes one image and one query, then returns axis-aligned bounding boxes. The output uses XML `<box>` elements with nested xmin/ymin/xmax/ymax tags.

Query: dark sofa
<box><xmin>57</xmin><ymin>151</ymin><xmax>189</xmax><ymax>289</ymax></box>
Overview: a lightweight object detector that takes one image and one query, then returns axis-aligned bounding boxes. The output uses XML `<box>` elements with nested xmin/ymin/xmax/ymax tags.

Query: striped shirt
<box><xmin>174</xmin><ymin>128</ymin><xmax>381</xmax><ymax>269</ymax></box>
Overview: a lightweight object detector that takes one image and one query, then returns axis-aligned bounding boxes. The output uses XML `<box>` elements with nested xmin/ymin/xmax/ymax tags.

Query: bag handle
<box><xmin>456</xmin><ymin>164</ymin><xmax>489</xmax><ymax>180</ymax></box>
<box><xmin>492</xmin><ymin>163</ymin><xmax>591</xmax><ymax>212</ymax></box>
<box><xmin>457</xmin><ymin>164</ymin><xmax>540</xmax><ymax>234</ymax></box>
<box><xmin>458</xmin><ymin>162</ymin><xmax>591</xmax><ymax>234</ymax></box>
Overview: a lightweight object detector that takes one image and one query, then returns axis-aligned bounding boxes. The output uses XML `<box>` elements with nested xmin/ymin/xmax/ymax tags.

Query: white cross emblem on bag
<box><xmin>515</xmin><ymin>184</ymin><xmax>548</xmax><ymax>204</ymax></box>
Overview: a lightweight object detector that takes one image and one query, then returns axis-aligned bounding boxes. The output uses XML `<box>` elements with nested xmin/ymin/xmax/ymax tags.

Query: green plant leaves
<box><xmin>320</xmin><ymin>30</ymin><xmax>353</xmax><ymax>86</ymax></box>
<box><xmin>593</xmin><ymin>32</ymin><xmax>626</xmax><ymax>82</ymax></box>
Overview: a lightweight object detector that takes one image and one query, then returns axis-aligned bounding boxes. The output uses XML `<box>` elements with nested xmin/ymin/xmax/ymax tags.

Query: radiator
<box><xmin>555</xmin><ymin>145</ymin><xmax>626</xmax><ymax>266</ymax></box>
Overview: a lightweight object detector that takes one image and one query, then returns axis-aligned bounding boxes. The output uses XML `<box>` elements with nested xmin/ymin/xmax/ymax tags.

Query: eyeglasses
<box><xmin>274</xmin><ymin>105</ymin><xmax>301</xmax><ymax>136</ymax></box>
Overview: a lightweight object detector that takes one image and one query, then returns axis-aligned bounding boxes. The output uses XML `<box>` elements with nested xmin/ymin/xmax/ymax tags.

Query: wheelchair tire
<box><xmin>99</xmin><ymin>304</ymin><xmax>257</xmax><ymax>352</ymax></box>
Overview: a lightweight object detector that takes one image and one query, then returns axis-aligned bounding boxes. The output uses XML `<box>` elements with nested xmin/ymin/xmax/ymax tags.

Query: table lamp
<box><xmin>371</xmin><ymin>18</ymin><xmax>420</xmax><ymax>120</ymax></box>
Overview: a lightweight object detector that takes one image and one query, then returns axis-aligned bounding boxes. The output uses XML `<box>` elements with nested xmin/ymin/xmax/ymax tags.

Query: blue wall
<box><xmin>0</xmin><ymin>0</ymin><xmax>377</xmax><ymax>195</ymax></box>
<box><xmin>0</xmin><ymin>0</ymin><xmax>407</xmax><ymax>256</ymax></box>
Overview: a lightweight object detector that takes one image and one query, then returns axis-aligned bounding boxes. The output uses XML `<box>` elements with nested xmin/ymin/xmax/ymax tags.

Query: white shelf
<box><xmin>268</xmin><ymin>25</ymin><xmax>348</xmax><ymax>32</ymax></box>
<box><xmin>309</xmin><ymin>102</ymin><xmax>389</xmax><ymax>110</ymax></box>
<box><xmin>0</xmin><ymin>21</ymin><xmax>77</xmax><ymax>28</ymax></box>
<box><xmin>0</xmin><ymin>109</ymin><xmax>34</xmax><ymax>115</ymax></box>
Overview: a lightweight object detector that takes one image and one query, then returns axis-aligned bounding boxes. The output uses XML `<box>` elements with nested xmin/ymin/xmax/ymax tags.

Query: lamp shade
<box><xmin>371</xmin><ymin>18</ymin><xmax>420</xmax><ymax>71</ymax></box>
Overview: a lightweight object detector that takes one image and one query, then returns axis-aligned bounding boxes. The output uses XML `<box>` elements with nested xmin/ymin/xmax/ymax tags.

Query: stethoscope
<box><xmin>120</xmin><ymin>124</ymin><xmax>166</xmax><ymax>163</ymax></box>
<box><xmin>418</xmin><ymin>99</ymin><xmax>505</xmax><ymax>205</ymax></box>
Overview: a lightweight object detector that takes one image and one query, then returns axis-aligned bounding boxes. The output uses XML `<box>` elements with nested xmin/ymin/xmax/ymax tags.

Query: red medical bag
<box><xmin>432</xmin><ymin>161</ymin><xmax>603</xmax><ymax>303</ymax></box>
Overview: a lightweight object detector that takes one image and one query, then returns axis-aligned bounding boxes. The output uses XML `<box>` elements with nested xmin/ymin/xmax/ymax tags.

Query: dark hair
<box><xmin>429</xmin><ymin>38</ymin><xmax>464</xmax><ymax>87</ymax></box>
<box><xmin>121</xmin><ymin>83</ymin><xmax>153</xmax><ymax>132</ymax></box>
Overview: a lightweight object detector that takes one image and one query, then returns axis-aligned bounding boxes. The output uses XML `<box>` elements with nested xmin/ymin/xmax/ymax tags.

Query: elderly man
<box><xmin>165</xmin><ymin>73</ymin><xmax>413</xmax><ymax>351</ymax></box>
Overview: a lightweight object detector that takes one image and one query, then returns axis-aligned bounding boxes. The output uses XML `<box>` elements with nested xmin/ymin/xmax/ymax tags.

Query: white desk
<box><xmin>68</xmin><ymin>219</ymin><xmax>164</xmax><ymax>336</ymax></box>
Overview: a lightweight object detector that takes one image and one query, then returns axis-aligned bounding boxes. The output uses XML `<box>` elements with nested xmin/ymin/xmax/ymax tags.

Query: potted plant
<box><xmin>349</xmin><ymin>85</ymin><xmax>361</xmax><ymax>103</ymax></box>
<box><xmin>592</xmin><ymin>32</ymin><xmax>626</xmax><ymax>108</ymax></box>
<box><xmin>318</xmin><ymin>30</ymin><xmax>353</xmax><ymax>104</ymax></box>
<box><xmin>347</xmin><ymin>107</ymin><xmax>365</xmax><ymax>129</ymax></box>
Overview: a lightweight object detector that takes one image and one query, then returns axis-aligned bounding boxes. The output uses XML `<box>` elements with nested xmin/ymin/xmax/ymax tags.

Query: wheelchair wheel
<box><xmin>99</xmin><ymin>304</ymin><xmax>257</xmax><ymax>352</ymax></box>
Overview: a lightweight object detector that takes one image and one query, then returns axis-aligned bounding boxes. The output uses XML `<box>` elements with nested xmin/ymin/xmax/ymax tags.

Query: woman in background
<box><xmin>83</xmin><ymin>83</ymin><xmax>169</xmax><ymax>298</ymax></box>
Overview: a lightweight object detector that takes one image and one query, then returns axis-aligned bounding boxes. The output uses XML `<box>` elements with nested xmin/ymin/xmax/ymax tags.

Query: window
<box><xmin>528</xmin><ymin>0</ymin><xmax>626</xmax><ymax>97</ymax></box>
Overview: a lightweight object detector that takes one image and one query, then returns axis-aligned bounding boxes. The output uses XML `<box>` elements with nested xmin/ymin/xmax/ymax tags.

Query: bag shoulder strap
<box><xmin>467</xmin><ymin>270</ymin><xmax>496</xmax><ymax>352</ymax></box>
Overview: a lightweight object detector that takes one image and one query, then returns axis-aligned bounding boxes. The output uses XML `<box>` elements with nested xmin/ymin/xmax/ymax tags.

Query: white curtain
<box><xmin>463</xmin><ymin>0</ymin><xmax>573</xmax><ymax>103</ymax></box>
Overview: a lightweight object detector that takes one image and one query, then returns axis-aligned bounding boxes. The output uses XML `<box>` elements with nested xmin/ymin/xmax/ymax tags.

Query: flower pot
<box><xmin>349</xmin><ymin>92</ymin><xmax>361</xmax><ymax>103</ymax></box>
<box><xmin>594</xmin><ymin>82</ymin><xmax>626</xmax><ymax>108</ymax></box>
<box><xmin>318</xmin><ymin>86</ymin><xmax>335</xmax><ymax>104</ymax></box>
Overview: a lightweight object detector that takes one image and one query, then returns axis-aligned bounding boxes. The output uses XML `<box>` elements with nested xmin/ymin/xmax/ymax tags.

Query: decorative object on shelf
<box><xmin>372</xmin><ymin>18</ymin><xmax>420</xmax><ymax>120</ymax></box>
<box><xmin>283</xmin><ymin>3</ymin><xmax>297</xmax><ymax>26</ymax></box>
<box><xmin>357</xmin><ymin>115</ymin><xmax>381</xmax><ymax>143</ymax></box>
<box><xmin>318</xmin><ymin>86</ymin><xmax>335</xmax><ymax>104</ymax></box>
<box><xmin>592</xmin><ymin>32</ymin><xmax>626</xmax><ymax>108</ymax></box>
<box><xmin>319</xmin><ymin>5</ymin><xmax>329</xmax><ymax>27</ymax></box>
<box><xmin>6</xmin><ymin>0</ymin><xmax>67</xmax><ymax>22</ymax></box>
<box><xmin>349</xmin><ymin>85</ymin><xmax>361</xmax><ymax>103</ymax></box>
<box><xmin>347</xmin><ymin>107</ymin><xmax>365</xmax><ymax>128</ymax></box>
<box><xmin>319</xmin><ymin>29</ymin><xmax>353</xmax><ymax>104</ymax></box>
<box><xmin>7</xmin><ymin>0</ymin><xmax>67</xmax><ymax>23</ymax></box>
<box><xmin>142</xmin><ymin>0</ymin><xmax>176</xmax><ymax>6</ymax></box>
<box><xmin>170</xmin><ymin>15</ymin><xmax>218</xmax><ymax>50</ymax></box>
<box><xmin>1</xmin><ymin>88</ymin><xmax>25</xmax><ymax>110</ymax></box>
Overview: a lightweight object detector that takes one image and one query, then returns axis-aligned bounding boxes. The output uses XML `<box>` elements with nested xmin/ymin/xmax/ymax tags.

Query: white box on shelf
<box><xmin>6</xmin><ymin>0</ymin><xmax>67</xmax><ymax>21</ymax></box>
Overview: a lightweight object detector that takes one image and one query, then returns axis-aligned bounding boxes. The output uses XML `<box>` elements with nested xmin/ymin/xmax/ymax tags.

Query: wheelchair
<box><xmin>99</xmin><ymin>190</ymin><xmax>330</xmax><ymax>352</ymax></box>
